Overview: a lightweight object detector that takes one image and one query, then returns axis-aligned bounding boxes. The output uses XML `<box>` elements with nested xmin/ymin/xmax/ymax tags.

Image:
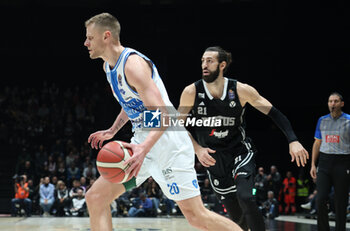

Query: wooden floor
<box><xmin>0</xmin><ymin>216</ymin><xmax>349</xmax><ymax>231</ymax></box>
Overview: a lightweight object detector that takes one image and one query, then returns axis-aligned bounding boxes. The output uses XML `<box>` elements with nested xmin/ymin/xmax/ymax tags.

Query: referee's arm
<box><xmin>310</xmin><ymin>138</ymin><xmax>322</xmax><ymax>179</ymax></box>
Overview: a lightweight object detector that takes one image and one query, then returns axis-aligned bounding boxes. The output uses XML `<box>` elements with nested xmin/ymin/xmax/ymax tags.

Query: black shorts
<box><xmin>206</xmin><ymin>143</ymin><xmax>257</xmax><ymax>197</ymax></box>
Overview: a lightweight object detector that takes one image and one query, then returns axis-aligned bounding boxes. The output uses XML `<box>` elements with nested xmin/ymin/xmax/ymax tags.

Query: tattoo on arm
<box><xmin>115</xmin><ymin>118</ymin><xmax>126</xmax><ymax>131</ymax></box>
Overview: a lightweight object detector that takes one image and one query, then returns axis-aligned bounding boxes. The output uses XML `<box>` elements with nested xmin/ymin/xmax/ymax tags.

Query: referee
<box><xmin>310</xmin><ymin>92</ymin><xmax>350</xmax><ymax>231</ymax></box>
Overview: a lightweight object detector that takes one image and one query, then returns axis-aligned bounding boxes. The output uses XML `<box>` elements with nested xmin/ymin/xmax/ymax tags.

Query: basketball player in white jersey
<box><xmin>84</xmin><ymin>13</ymin><xmax>242</xmax><ymax>231</ymax></box>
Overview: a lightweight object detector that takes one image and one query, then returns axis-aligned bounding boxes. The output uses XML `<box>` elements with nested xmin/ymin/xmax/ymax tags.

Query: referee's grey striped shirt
<box><xmin>314</xmin><ymin>113</ymin><xmax>350</xmax><ymax>155</ymax></box>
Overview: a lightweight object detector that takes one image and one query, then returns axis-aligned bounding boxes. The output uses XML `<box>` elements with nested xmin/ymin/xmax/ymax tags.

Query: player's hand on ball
<box><xmin>88</xmin><ymin>129</ymin><xmax>115</xmax><ymax>149</ymax></box>
<box><xmin>123</xmin><ymin>142</ymin><xmax>148</xmax><ymax>178</ymax></box>
<box><xmin>289</xmin><ymin>141</ymin><xmax>309</xmax><ymax>167</ymax></box>
<box><xmin>196</xmin><ymin>146</ymin><xmax>216</xmax><ymax>167</ymax></box>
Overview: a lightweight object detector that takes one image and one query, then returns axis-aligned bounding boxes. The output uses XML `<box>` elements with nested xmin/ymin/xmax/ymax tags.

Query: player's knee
<box><xmin>85</xmin><ymin>187</ymin><xmax>104</xmax><ymax>207</ymax></box>
<box><xmin>182</xmin><ymin>207</ymin><xmax>209</xmax><ymax>230</ymax></box>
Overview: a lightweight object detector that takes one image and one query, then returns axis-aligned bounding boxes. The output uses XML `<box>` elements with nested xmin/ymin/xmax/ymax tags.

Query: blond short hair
<box><xmin>85</xmin><ymin>12</ymin><xmax>121</xmax><ymax>40</ymax></box>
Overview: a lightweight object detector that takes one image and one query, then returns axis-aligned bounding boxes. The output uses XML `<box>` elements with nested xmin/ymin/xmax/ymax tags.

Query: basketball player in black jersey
<box><xmin>178</xmin><ymin>46</ymin><xmax>309</xmax><ymax>231</ymax></box>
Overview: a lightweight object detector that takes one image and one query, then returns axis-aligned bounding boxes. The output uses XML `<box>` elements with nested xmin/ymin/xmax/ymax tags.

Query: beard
<box><xmin>202</xmin><ymin>65</ymin><xmax>220</xmax><ymax>83</ymax></box>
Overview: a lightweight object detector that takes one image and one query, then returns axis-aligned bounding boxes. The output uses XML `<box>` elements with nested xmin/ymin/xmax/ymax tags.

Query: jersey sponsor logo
<box><xmin>228</xmin><ymin>89</ymin><xmax>235</xmax><ymax>100</ymax></box>
<box><xmin>326</xmin><ymin>135</ymin><xmax>340</xmax><ymax>143</ymax></box>
<box><xmin>198</xmin><ymin>93</ymin><xmax>205</xmax><ymax>99</ymax></box>
<box><xmin>167</xmin><ymin>183</ymin><xmax>180</xmax><ymax>195</ymax></box>
<box><xmin>209</xmin><ymin>129</ymin><xmax>229</xmax><ymax>138</ymax></box>
<box><xmin>143</xmin><ymin>109</ymin><xmax>161</xmax><ymax>128</ymax></box>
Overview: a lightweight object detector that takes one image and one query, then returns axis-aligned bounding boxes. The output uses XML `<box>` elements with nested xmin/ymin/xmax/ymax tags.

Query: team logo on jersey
<box><xmin>118</xmin><ymin>74</ymin><xmax>123</xmax><ymax>86</ymax></box>
<box><xmin>198</xmin><ymin>93</ymin><xmax>205</xmax><ymax>99</ymax></box>
<box><xmin>199</xmin><ymin>101</ymin><xmax>205</xmax><ymax>106</ymax></box>
<box><xmin>213</xmin><ymin>179</ymin><xmax>219</xmax><ymax>186</ymax></box>
<box><xmin>229</xmin><ymin>101</ymin><xmax>236</xmax><ymax>108</ymax></box>
<box><xmin>143</xmin><ymin>109</ymin><xmax>161</xmax><ymax>128</ymax></box>
<box><xmin>120</xmin><ymin>89</ymin><xmax>126</xmax><ymax>95</ymax></box>
<box><xmin>228</xmin><ymin>89</ymin><xmax>235</xmax><ymax>100</ymax></box>
<box><xmin>192</xmin><ymin>179</ymin><xmax>199</xmax><ymax>189</ymax></box>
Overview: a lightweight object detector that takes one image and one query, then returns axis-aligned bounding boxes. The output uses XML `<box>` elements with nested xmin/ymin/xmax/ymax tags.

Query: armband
<box><xmin>267</xmin><ymin>106</ymin><xmax>298</xmax><ymax>143</ymax></box>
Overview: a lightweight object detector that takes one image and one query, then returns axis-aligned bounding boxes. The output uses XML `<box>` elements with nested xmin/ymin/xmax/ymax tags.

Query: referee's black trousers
<box><xmin>316</xmin><ymin>153</ymin><xmax>350</xmax><ymax>231</ymax></box>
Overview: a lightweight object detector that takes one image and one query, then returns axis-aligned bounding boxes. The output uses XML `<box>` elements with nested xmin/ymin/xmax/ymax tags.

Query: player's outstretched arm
<box><xmin>178</xmin><ymin>84</ymin><xmax>216</xmax><ymax>167</ymax></box>
<box><xmin>88</xmin><ymin>109</ymin><xmax>129</xmax><ymax>149</ymax></box>
<box><xmin>237</xmin><ymin>82</ymin><xmax>309</xmax><ymax>167</ymax></box>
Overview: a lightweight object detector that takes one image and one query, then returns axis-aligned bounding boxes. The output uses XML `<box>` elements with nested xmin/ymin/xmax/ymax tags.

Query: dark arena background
<box><xmin>0</xmin><ymin>0</ymin><xmax>349</xmax><ymax>230</ymax></box>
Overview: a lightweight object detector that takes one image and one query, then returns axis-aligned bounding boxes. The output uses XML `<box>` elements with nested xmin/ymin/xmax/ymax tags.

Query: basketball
<box><xmin>96</xmin><ymin>140</ymin><xmax>133</xmax><ymax>183</ymax></box>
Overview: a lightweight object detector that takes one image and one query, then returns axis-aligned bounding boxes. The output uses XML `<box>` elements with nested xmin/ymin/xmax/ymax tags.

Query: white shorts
<box><xmin>131</xmin><ymin>128</ymin><xmax>200</xmax><ymax>201</ymax></box>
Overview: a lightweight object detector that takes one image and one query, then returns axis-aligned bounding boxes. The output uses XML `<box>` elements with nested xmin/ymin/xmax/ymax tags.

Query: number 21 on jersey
<box><xmin>197</xmin><ymin>107</ymin><xmax>207</xmax><ymax>115</ymax></box>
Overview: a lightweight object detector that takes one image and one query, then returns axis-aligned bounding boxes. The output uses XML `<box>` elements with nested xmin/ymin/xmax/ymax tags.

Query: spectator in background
<box><xmin>34</xmin><ymin>144</ymin><xmax>48</xmax><ymax>176</ymax></box>
<box><xmin>144</xmin><ymin>177</ymin><xmax>162</xmax><ymax>214</ymax></box>
<box><xmin>39</xmin><ymin>176</ymin><xmax>55</xmax><ymax>216</ymax></box>
<box><xmin>69</xmin><ymin>179</ymin><xmax>85</xmax><ymax>199</ymax></box>
<box><xmin>301</xmin><ymin>178</ymin><xmax>318</xmax><ymax>215</ymax></box>
<box><xmin>27</xmin><ymin>179</ymin><xmax>35</xmax><ymax>202</ymax></box>
<box><xmin>15</xmin><ymin>148</ymin><xmax>33</xmax><ymax>174</ymax></box>
<box><xmin>67</xmin><ymin>189</ymin><xmax>86</xmax><ymax>217</ymax></box>
<box><xmin>47</xmin><ymin>155</ymin><xmax>57</xmax><ymax>176</ymax></box>
<box><xmin>296</xmin><ymin>170</ymin><xmax>310</xmax><ymax>212</ymax></box>
<box><xmin>254</xmin><ymin>167</ymin><xmax>268</xmax><ymax>205</ymax></box>
<box><xmin>54</xmin><ymin>180</ymin><xmax>69</xmax><ymax>217</ymax></box>
<box><xmin>65</xmin><ymin>151</ymin><xmax>76</xmax><ymax>168</ymax></box>
<box><xmin>51</xmin><ymin>139</ymin><xmax>64</xmax><ymax>156</ymax></box>
<box><xmin>282</xmin><ymin>171</ymin><xmax>296</xmax><ymax>214</ymax></box>
<box><xmin>83</xmin><ymin>162</ymin><xmax>97</xmax><ymax>180</ymax></box>
<box><xmin>11</xmin><ymin>175</ymin><xmax>32</xmax><ymax>217</ymax></box>
<box><xmin>18</xmin><ymin>160</ymin><xmax>36</xmax><ymax>183</ymax></box>
<box><xmin>128</xmin><ymin>193</ymin><xmax>153</xmax><ymax>217</ymax></box>
<box><xmin>266</xmin><ymin>165</ymin><xmax>282</xmax><ymax>202</ymax></box>
<box><xmin>51</xmin><ymin>176</ymin><xmax>58</xmax><ymax>187</ymax></box>
<box><xmin>259</xmin><ymin>191</ymin><xmax>279</xmax><ymax>219</ymax></box>
<box><xmin>57</xmin><ymin>162</ymin><xmax>67</xmax><ymax>182</ymax></box>
<box><xmin>80</xmin><ymin>177</ymin><xmax>88</xmax><ymax>191</ymax></box>
<box><xmin>67</xmin><ymin>162</ymin><xmax>81</xmax><ymax>185</ymax></box>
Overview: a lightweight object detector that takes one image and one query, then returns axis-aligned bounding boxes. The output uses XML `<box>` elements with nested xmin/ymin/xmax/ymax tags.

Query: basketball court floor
<box><xmin>1</xmin><ymin>216</ymin><xmax>349</xmax><ymax>231</ymax></box>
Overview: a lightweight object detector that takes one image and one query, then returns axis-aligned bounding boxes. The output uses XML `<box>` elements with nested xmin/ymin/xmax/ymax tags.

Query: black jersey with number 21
<box><xmin>191</xmin><ymin>78</ymin><xmax>251</xmax><ymax>153</ymax></box>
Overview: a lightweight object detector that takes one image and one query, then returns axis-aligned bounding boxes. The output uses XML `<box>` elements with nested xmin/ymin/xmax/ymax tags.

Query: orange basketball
<box><xmin>96</xmin><ymin>141</ymin><xmax>133</xmax><ymax>183</ymax></box>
